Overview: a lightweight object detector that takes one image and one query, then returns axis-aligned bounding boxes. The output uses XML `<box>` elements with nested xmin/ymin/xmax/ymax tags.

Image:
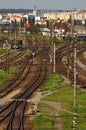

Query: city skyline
<box><xmin>0</xmin><ymin>0</ymin><xmax>86</xmax><ymax>10</ymax></box>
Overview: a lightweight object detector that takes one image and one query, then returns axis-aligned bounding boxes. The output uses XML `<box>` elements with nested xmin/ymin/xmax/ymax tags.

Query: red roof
<box><xmin>25</xmin><ymin>23</ymin><xmax>31</xmax><ymax>28</ymax></box>
<box><xmin>54</xmin><ymin>23</ymin><xmax>67</xmax><ymax>29</ymax></box>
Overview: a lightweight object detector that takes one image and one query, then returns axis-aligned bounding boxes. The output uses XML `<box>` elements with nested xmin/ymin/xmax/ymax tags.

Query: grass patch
<box><xmin>35</xmin><ymin>73</ymin><xmax>86</xmax><ymax>130</ymax></box>
<box><xmin>42</xmin><ymin>73</ymin><xmax>64</xmax><ymax>91</ymax></box>
<box><xmin>42</xmin><ymin>84</ymin><xmax>74</xmax><ymax>105</ymax></box>
<box><xmin>60</xmin><ymin>112</ymin><xmax>73</xmax><ymax>130</ymax></box>
<box><xmin>34</xmin><ymin>103</ymin><xmax>56</xmax><ymax>130</ymax></box>
<box><xmin>34</xmin><ymin>114</ymin><xmax>56</xmax><ymax>130</ymax></box>
<box><xmin>37</xmin><ymin>103</ymin><xmax>56</xmax><ymax>115</ymax></box>
<box><xmin>0</xmin><ymin>47</ymin><xmax>13</xmax><ymax>55</ymax></box>
<box><xmin>0</xmin><ymin>47</ymin><xmax>6</xmax><ymax>55</ymax></box>
<box><xmin>43</xmin><ymin>84</ymin><xmax>86</xmax><ymax>114</ymax></box>
<box><xmin>0</xmin><ymin>67</ymin><xmax>16</xmax><ymax>86</ymax></box>
<box><xmin>60</xmin><ymin>111</ymin><xmax>86</xmax><ymax>130</ymax></box>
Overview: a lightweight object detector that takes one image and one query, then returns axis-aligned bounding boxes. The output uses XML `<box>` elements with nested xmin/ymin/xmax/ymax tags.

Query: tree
<box><xmin>46</xmin><ymin>20</ymin><xmax>50</xmax><ymax>28</ymax></box>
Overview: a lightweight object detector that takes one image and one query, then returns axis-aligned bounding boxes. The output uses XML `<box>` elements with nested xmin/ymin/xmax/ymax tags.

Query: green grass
<box><xmin>34</xmin><ymin>113</ymin><xmax>56</xmax><ymax>130</ymax></box>
<box><xmin>0</xmin><ymin>47</ymin><xmax>13</xmax><ymax>55</ymax></box>
<box><xmin>0</xmin><ymin>47</ymin><xmax>6</xmax><ymax>55</ymax></box>
<box><xmin>0</xmin><ymin>67</ymin><xmax>16</xmax><ymax>86</ymax></box>
<box><xmin>34</xmin><ymin>73</ymin><xmax>86</xmax><ymax>130</ymax></box>
<box><xmin>43</xmin><ymin>85</ymin><xmax>86</xmax><ymax>129</ymax></box>
<box><xmin>42</xmin><ymin>73</ymin><xmax>64</xmax><ymax>91</ymax></box>
<box><xmin>34</xmin><ymin>103</ymin><xmax>57</xmax><ymax>129</ymax></box>
<box><xmin>43</xmin><ymin>84</ymin><xmax>74</xmax><ymax>104</ymax></box>
<box><xmin>60</xmin><ymin>112</ymin><xmax>73</xmax><ymax>130</ymax></box>
<box><xmin>60</xmin><ymin>111</ymin><xmax>86</xmax><ymax>130</ymax></box>
<box><xmin>37</xmin><ymin>103</ymin><xmax>56</xmax><ymax>115</ymax></box>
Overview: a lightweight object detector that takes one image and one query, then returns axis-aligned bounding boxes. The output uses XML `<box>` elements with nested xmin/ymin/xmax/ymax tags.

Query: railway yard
<box><xmin>0</xmin><ymin>36</ymin><xmax>86</xmax><ymax>130</ymax></box>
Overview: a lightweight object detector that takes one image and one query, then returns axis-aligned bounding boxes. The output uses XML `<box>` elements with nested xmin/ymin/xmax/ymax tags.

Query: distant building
<box><xmin>0</xmin><ymin>19</ymin><xmax>11</xmax><ymax>25</ymax></box>
<box><xmin>0</xmin><ymin>15</ymin><xmax>2</xmax><ymax>20</ymax></box>
<box><xmin>6</xmin><ymin>13</ymin><xmax>23</xmax><ymax>22</ymax></box>
<box><xmin>40</xmin><ymin>22</ymin><xmax>67</xmax><ymax>37</ymax></box>
<box><xmin>71</xmin><ymin>10</ymin><xmax>86</xmax><ymax>21</ymax></box>
<box><xmin>41</xmin><ymin>28</ymin><xmax>50</xmax><ymax>36</ymax></box>
<box><xmin>42</xmin><ymin>11</ymin><xmax>71</xmax><ymax>22</ymax></box>
<box><xmin>75</xmin><ymin>25</ymin><xmax>86</xmax><ymax>34</ymax></box>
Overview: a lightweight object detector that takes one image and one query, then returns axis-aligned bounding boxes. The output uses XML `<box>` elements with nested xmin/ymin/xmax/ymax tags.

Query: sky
<box><xmin>0</xmin><ymin>0</ymin><xmax>86</xmax><ymax>10</ymax></box>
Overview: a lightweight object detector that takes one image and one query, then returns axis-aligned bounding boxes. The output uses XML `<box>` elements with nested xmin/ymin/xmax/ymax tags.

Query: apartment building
<box><xmin>42</xmin><ymin>10</ymin><xmax>86</xmax><ymax>22</ymax></box>
<box><xmin>6</xmin><ymin>13</ymin><xmax>23</xmax><ymax>22</ymax></box>
<box><xmin>71</xmin><ymin>10</ymin><xmax>86</xmax><ymax>21</ymax></box>
<box><xmin>42</xmin><ymin>11</ymin><xmax>71</xmax><ymax>22</ymax></box>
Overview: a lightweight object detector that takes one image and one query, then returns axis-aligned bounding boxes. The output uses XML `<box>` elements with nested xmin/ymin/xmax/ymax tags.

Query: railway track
<box><xmin>0</xmin><ymin>58</ymin><xmax>32</xmax><ymax>98</ymax></box>
<box><xmin>0</xmin><ymin>38</ymin><xmax>85</xmax><ymax>130</ymax></box>
<box><xmin>0</xmin><ymin>48</ymin><xmax>31</xmax><ymax>70</ymax></box>
<box><xmin>0</xmin><ymin>50</ymin><xmax>47</xmax><ymax>130</ymax></box>
<box><xmin>55</xmin><ymin>43</ymin><xmax>86</xmax><ymax>87</ymax></box>
<box><xmin>0</xmin><ymin>48</ymin><xmax>33</xmax><ymax>95</ymax></box>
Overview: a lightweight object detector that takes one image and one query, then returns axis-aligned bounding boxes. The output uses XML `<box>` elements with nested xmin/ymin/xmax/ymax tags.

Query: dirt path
<box><xmin>31</xmin><ymin>90</ymin><xmax>63</xmax><ymax>130</ymax></box>
<box><xmin>0</xmin><ymin>88</ymin><xmax>21</xmax><ymax>105</ymax></box>
<box><xmin>41</xmin><ymin>100</ymin><xmax>62</xmax><ymax>130</ymax></box>
<box><xmin>82</xmin><ymin>51</ymin><xmax>86</xmax><ymax>59</ymax></box>
<box><xmin>77</xmin><ymin>58</ymin><xmax>86</xmax><ymax>71</ymax></box>
<box><xmin>30</xmin><ymin>76</ymin><xmax>71</xmax><ymax>130</ymax></box>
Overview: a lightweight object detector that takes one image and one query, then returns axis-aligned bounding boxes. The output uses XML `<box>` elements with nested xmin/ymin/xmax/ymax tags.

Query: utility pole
<box><xmin>51</xmin><ymin>29</ymin><xmax>56</xmax><ymax>73</ymax></box>
<box><xmin>5</xmin><ymin>40</ymin><xmax>10</xmax><ymax>73</ymax></box>
<box><xmin>72</xmin><ymin>41</ymin><xmax>77</xmax><ymax>130</ymax></box>
<box><xmin>74</xmin><ymin>42</ymin><xmax>77</xmax><ymax>114</ymax></box>
<box><xmin>71</xmin><ymin>10</ymin><xmax>74</xmax><ymax>37</ymax></box>
<box><xmin>53</xmin><ymin>39</ymin><xmax>56</xmax><ymax>73</ymax></box>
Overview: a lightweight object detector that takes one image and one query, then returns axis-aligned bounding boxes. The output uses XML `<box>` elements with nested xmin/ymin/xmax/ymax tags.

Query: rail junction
<box><xmin>0</xmin><ymin>37</ymin><xmax>86</xmax><ymax>130</ymax></box>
